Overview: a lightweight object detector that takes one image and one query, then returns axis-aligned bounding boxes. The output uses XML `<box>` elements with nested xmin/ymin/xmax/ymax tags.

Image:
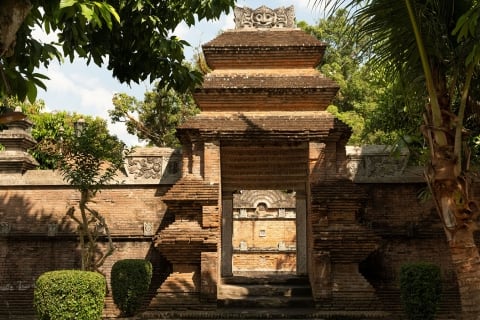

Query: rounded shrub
<box><xmin>34</xmin><ymin>270</ymin><xmax>106</xmax><ymax>320</ymax></box>
<box><xmin>400</xmin><ymin>262</ymin><xmax>442</xmax><ymax>320</ymax></box>
<box><xmin>111</xmin><ymin>259</ymin><xmax>153</xmax><ymax>316</ymax></box>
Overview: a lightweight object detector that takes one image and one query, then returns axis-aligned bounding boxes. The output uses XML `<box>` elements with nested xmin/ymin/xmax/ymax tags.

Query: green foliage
<box><xmin>31</xmin><ymin>112</ymin><xmax>119</xmax><ymax>171</ymax></box>
<box><xmin>55</xmin><ymin>118</ymin><xmax>127</xmax><ymax>194</ymax></box>
<box><xmin>298</xmin><ymin>10</ymin><xmax>383</xmax><ymax>145</ymax></box>
<box><xmin>307</xmin><ymin>1</ymin><xmax>480</xmax><ymax>164</ymax></box>
<box><xmin>2</xmin><ymin>97</ymin><xmax>123</xmax><ymax>169</ymax></box>
<box><xmin>111</xmin><ymin>259</ymin><xmax>153</xmax><ymax>316</ymax></box>
<box><xmin>1</xmin><ymin>0</ymin><xmax>235</xmax><ymax>102</ymax></box>
<box><xmin>400</xmin><ymin>262</ymin><xmax>442</xmax><ymax>320</ymax></box>
<box><xmin>110</xmin><ymin>83</ymin><xmax>199</xmax><ymax>147</ymax></box>
<box><xmin>33</xmin><ymin>109</ymin><xmax>128</xmax><ymax>271</ymax></box>
<box><xmin>34</xmin><ymin>270</ymin><xmax>106</xmax><ymax>320</ymax></box>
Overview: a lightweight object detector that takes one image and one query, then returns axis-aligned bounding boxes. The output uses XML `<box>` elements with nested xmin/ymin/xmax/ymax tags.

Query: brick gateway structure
<box><xmin>0</xmin><ymin>5</ymin><xmax>463</xmax><ymax>320</ymax></box>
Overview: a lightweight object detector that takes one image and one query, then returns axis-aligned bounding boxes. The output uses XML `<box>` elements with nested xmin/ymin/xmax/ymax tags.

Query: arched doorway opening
<box><xmin>221</xmin><ymin>189</ymin><xmax>307</xmax><ymax>277</ymax></box>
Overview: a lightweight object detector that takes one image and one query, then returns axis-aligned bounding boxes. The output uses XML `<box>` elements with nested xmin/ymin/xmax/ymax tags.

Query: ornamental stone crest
<box><xmin>124</xmin><ymin>147</ymin><xmax>181</xmax><ymax>182</ymax></box>
<box><xmin>234</xmin><ymin>5</ymin><xmax>295</xmax><ymax>29</ymax></box>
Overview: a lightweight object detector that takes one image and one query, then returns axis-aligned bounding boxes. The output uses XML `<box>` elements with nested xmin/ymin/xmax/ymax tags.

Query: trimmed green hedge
<box><xmin>400</xmin><ymin>262</ymin><xmax>442</xmax><ymax>320</ymax></box>
<box><xmin>111</xmin><ymin>259</ymin><xmax>153</xmax><ymax>316</ymax></box>
<box><xmin>34</xmin><ymin>270</ymin><xmax>106</xmax><ymax>320</ymax></box>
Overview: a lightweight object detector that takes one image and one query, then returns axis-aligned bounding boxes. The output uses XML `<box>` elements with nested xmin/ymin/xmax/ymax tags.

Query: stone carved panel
<box><xmin>127</xmin><ymin>157</ymin><xmax>162</xmax><ymax>179</ymax></box>
<box><xmin>234</xmin><ymin>5</ymin><xmax>295</xmax><ymax>29</ymax></box>
<box><xmin>143</xmin><ymin>222</ymin><xmax>154</xmax><ymax>236</ymax></box>
<box><xmin>346</xmin><ymin>145</ymin><xmax>409</xmax><ymax>179</ymax></box>
<box><xmin>124</xmin><ymin>147</ymin><xmax>181</xmax><ymax>182</ymax></box>
<box><xmin>47</xmin><ymin>223</ymin><xmax>58</xmax><ymax>237</ymax></box>
<box><xmin>0</xmin><ymin>222</ymin><xmax>10</xmax><ymax>235</ymax></box>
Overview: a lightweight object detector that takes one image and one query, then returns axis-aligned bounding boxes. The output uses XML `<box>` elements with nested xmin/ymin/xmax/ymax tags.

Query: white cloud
<box><xmin>37</xmin><ymin>61</ymin><xmax>145</xmax><ymax>146</ymax></box>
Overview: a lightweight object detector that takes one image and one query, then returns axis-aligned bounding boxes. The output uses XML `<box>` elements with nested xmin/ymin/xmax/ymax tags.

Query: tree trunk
<box><xmin>449</xmin><ymin>228</ymin><xmax>480</xmax><ymax>320</ymax></box>
<box><xmin>0</xmin><ymin>0</ymin><xmax>31</xmax><ymax>58</ymax></box>
<box><xmin>425</xmin><ymin>115</ymin><xmax>480</xmax><ymax>318</ymax></box>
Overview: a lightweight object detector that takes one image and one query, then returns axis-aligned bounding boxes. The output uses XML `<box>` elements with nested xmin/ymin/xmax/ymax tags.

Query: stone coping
<box><xmin>346</xmin><ymin>145</ymin><xmax>424</xmax><ymax>183</ymax></box>
<box><xmin>0</xmin><ymin>146</ymin><xmax>426</xmax><ymax>186</ymax></box>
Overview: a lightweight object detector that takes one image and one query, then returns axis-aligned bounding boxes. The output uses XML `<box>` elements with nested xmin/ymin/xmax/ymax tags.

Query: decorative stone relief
<box><xmin>239</xmin><ymin>208</ymin><xmax>247</xmax><ymax>218</ymax></box>
<box><xmin>127</xmin><ymin>157</ymin><xmax>163</xmax><ymax>179</ymax></box>
<box><xmin>0</xmin><ymin>222</ymin><xmax>10</xmax><ymax>235</ymax></box>
<box><xmin>234</xmin><ymin>5</ymin><xmax>295</xmax><ymax>29</ymax></box>
<box><xmin>47</xmin><ymin>223</ymin><xmax>58</xmax><ymax>237</ymax></box>
<box><xmin>346</xmin><ymin>145</ymin><xmax>409</xmax><ymax>179</ymax></box>
<box><xmin>239</xmin><ymin>241</ymin><xmax>248</xmax><ymax>251</ymax></box>
<box><xmin>124</xmin><ymin>147</ymin><xmax>181</xmax><ymax>182</ymax></box>
<box><xmin>233</xmin><ymin>190</ymin><xmax>296</xmax><ymax>209</ymax></box>
<box><xmin>143</xmin><ymin>222</ymin><xmax>154</xmax><ymax>236</ymax></box>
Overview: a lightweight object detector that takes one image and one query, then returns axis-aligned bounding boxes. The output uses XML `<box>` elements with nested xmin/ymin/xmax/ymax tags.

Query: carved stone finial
<box><xmin>234</xmin><ymin>5</ymin><xmax>295</xmax><ymax>29</ymax></box>
<box><xmin>0</xmin><ymin>114</ymin><xmax>39</xmax><ymax>173</ymax></box>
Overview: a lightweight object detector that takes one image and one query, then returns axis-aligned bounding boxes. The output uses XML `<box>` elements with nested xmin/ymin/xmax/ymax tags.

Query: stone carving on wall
<box><xmin>234</xmin><ymin>189</ymin><xmax>296</xmax><ymax>209</ymax></box>
<box><xmin>0</xmin><ymin>222</ymin><xmax>10</xmax><ymax>235</ymax></box>
<box><xmin>143</xmin><ymin>222</ymin><xmax>154</xmax><ymax>236</ymax></box>
<box><xmin>47</xmin><ymin>223</ymin><xmax>58</xmax><ymax>237</ymax></box>
<box><xmin>127</xmin><ymin>156</ymin><xmax>163</xmax><ymax>179</ymax></box>
<box><xmin>124</xmin><ymin>147</ymin><xmax>181</xmax><ymax>183</ymax></box>
<box><xmin>233</xmin><ymin>190</ymin><xmax>296</xmax><ymax>219</ymax></box>
<box><xmin>346</xmin><ymin>145</ymin><xmax>410</xmax><ymax>180</ymax></box>
<box><xmin>234</xmin><ymin>5</ymin><xmax>295</xmax><ymax>29</ymax></box>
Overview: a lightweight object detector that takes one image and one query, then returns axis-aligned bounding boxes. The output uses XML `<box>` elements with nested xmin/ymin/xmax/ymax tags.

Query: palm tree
<box><xmin>312</xmin><ymin>1</ymin><xmax>480</xmax><ymax>318</ymax></box>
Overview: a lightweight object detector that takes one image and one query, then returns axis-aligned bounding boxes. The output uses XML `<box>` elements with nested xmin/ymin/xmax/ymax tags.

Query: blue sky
<box><xmin>36</xmin><ymin>1</ymin><xmax>322</xmax><ymax>146</ymax></box>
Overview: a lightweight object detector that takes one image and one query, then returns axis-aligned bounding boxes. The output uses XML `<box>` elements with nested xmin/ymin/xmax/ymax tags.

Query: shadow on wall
<box><xmin>0</xmin><ymin>193</ymin><xmax>79</xmax><ymax>318</ymax></box>
<box><xmin>137</xmin><ymin>208</ymin><xmax>174</xmax><ymax>312</ymax></box>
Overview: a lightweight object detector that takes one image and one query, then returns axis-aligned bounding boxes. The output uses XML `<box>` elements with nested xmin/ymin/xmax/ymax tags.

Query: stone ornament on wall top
<box><xmin>124</xmin><ymin>147</ymin><xmax>181</xmax><ymax>182</ymax></box>
<box><xmin>234</xmin><ymin>5</ymin><xmax>295</xmax><ymax>29</ymax></box>
<box><xmin>126</xmin><ymin>156</ymin><xmax>163</xmax><ymax>179</ymax></box>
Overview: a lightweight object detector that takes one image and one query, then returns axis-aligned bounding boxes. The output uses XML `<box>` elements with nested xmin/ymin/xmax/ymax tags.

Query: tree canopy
<box><xmin>110</xmin><ymin>85</ymin><xmax>199</xmax><ymax>148</ymax></box>
<box><xmin>299</xmin><ymin>10</ymin><xmax>384</xmax><ymax>145</ymax></box>
<box><xmin>5</xmin><ymin>97</ymin><xmax>123</xmax><ymax>169</ymax></box>
<box><xmin>0</xmin><ymin>0</ymin><xmax>235</xmax><ymax>102</ymax></box>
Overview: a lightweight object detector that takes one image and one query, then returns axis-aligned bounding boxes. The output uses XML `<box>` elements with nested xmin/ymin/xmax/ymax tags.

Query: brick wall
<box><xmin>233</xmin><ymin>220</ymin><xmax>296</xmax><ymax>249</ymax></box>
<box><xmin>0</xmin><ymin>185</ymin><xmax>169</xmax><ymax>237</ymax></box>
<box><xmin>360</xmin><ymin>183</ymin><xmax>457</xmax><ymax>286</ymax></box>
<box><xmin>0</xmin><ymin>168</ymin><xmax>172</xmax><ymax>317</ymax></box>
<box><xmin>0</xmin><ymin>154</ymin><xmax>468</xmax><ymax>318</ymax></box>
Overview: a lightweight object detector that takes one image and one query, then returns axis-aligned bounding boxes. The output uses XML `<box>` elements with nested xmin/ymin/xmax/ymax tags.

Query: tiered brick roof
<box><xmin>202</xmin><ymin>29</ymin><xmax>327</xmax><ymax>69</ymax></box>
<box><xmin>194</xmin><ymin>28</ymin><xmax>340</xmax><ymax>113</ymax></box>
<box><xmin>178</xmin><ymin>111</ymin><xmax>351</xmax><ymax>142</ymax></box>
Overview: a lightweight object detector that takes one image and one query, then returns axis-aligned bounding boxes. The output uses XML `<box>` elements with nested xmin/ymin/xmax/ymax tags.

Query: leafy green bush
<box><xmin>111</xmin><ymin>259</ymin><xmax>153</xmax><ymax>316</ymax></box>
<box><xmin>34</xmin><ymin>270</ymin><xmax>106</xmax><ymax>320</ymax></box>
<box><xmin>400</xmin><ymin>262</ymin><xmax>442</xmax><ymax>320</ymax></box>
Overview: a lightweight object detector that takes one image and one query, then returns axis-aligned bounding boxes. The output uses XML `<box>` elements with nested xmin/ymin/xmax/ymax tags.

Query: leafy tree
<box><xmin>7</xmin><ymin>97</ymin><xmax>120</xmax><ymax>169</ymax></box>
<box><xmin>298</xmin><ymin>10</ymin><xmax>384</xmax><ymax>145</ymax></box>
<box><xmin>110</xmin><ymin>84</ymin><xmax>199</xmax><ymax>147</ymax></box>
<box><xmin>363</xmin><ymin>76</ymin><xmax>427</xmax><ymax>162</ymax></box>
<box><xmin>0</xmin><ymin>0</ymin><xmax>235</xmax><ymax>101</ymax></box>
<box><xmin>312</xmin><ymin>1</ymin><xmax>480</xmax><ymax>318</ymax></box>
<box><xmin>40</xmin><ymin>117</ymin><xmax>128</xmax><ymax>272</ymax></box>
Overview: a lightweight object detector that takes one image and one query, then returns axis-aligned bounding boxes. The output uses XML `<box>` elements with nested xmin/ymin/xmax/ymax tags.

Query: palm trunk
<box><xmin>449</xmin><ymin>228</ymin><xmax>480</xmax><ymax>320</ymax></box>
<box><xmin>406</xmin><ymin>1</ymin><xmax>480</xmax><ymax>316</ymax></box>
<box><xmin>426</xmin><ymin>123</ymin><xmax>480</xmax><ymax>319</ymax></box>
<box><xmin>425</xmin><ymin>111</ymin><xmax>480</xmax><ymax>318</ymax></box>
